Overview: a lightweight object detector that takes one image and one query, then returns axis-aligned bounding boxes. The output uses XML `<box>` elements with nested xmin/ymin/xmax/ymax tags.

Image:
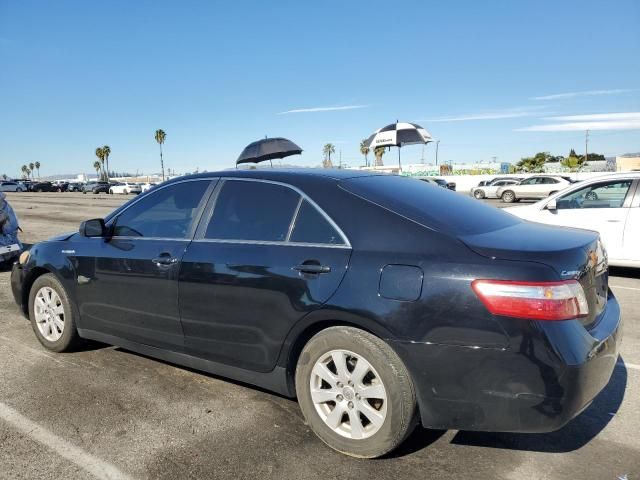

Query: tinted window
<box><xmin>113</xmin><ymin>181</ymin><xmax>210</xmax><ymax>238</ymax></box>
<box><xmin>520</xmin><ymin>178</ymin><xmax>537</xmax><ymax>185</ymax></box>
<box><xmin>290</xmin><ymin>200</ymin><xmax>344</xmax><ymax>245</ymax></box>
<box><xmin>542</xmin><ymin>177</ymin><xmax>558</xmax><ymax>184</ymax></box>
<box><xmin>341</xmin><ymin>175</ymin><xmax>520</xmax><ymax>236</ymax></box>
<box><xmin>556</xmin><ymin>180</ymin><xmax>632</xmax><ymax>209</ymax></box>
<box><xmin>205</xmin><ymin>180</ymin><xmax>300</xmax><ymax>241</ymax></box>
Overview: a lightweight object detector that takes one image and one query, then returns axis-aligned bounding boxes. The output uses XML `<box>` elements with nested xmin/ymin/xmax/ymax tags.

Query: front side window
<box><xmin>290</xmin><ymin>200</ymin><xmax>344</xmax><ymax>245</ymax></box>
<box><xmin>113</xmin><ymin>180</ymin><xmax>210</xmax><ymax>238</ymax></box>
<box><xmin>556</xmin><ymin>180</ymin><xmax>633</xmax><ymax>209</ymax></box>
<box><xmin>205</xmin><ymin>180</ymin><xmax>300</xmax><ymax>241</ymax></box>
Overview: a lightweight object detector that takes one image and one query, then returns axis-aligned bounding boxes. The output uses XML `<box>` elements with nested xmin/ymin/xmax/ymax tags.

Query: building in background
<box><xmin>616</xmin><ymin>154</ymin><xmax>640</xmax><ymax>172</ymax></box>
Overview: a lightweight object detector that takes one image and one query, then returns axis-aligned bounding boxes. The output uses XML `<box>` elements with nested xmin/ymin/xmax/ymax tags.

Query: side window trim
<box><xmin>109</xmin><ymin>178</ymin><xmax>217</xmax><ymax>240</ymax></box>
<box><xmin>285</xmin><ymin>196</ymin><xmax>304</xmax><ymax>242</ymax></box>
<box><xmin>194</xmin><ymin>177</ymin><xmax>351</xmax><ymax>248</ymax></box>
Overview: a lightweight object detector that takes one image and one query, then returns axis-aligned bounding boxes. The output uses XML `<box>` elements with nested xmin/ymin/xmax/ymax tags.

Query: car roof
<box><xmin>164</xmin><ymin>168</ymin><xmax>386</xmax><ymax>185</ymax></box>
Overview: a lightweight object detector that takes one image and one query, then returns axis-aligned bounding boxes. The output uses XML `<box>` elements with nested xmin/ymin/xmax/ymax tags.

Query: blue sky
<box><xmin>1</xmin><ymin>0</ymin><xmax>639</xmax><ymax>177</ymax></box>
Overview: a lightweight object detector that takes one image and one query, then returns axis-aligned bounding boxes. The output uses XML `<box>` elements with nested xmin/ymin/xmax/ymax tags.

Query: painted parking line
<box><xmin>610</xmin><ymin>284</ymin><xmax>640</xmax><ymax>292</ymax></box>
<box><xmin>0</xmin><ymin>402</ymin><xmax>133</xmax><ymax>480</ymax></box>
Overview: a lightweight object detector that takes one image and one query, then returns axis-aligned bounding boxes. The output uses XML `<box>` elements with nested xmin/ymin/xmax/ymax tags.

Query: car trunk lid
<box><xmin>460</xmin><ymin>221</ymin><xmax>608</xmax><ymax>329</ymax></box>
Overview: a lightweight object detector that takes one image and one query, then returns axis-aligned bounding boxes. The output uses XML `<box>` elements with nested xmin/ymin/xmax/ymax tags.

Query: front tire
<box><xmin>501</xmin><ymin>190</ymin><xmax>516</xmax><ymax>203</ymax></box>
<box><xmin>29</xmin><ymin>274</ymin><xmax>82</xmax><ymax>352</ymax></box>
<box><xmin>473</xmin><ymin>189</ymin><xmax>485</xmax><ymax>199</ymax></box>
<box><xmin>295</xmin><ymin>326</ymin><xmax>417</xmax><ymax>458</ymax></box>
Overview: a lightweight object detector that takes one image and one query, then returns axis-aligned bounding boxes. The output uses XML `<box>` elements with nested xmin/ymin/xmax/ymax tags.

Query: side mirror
<box><xmin>80</xmin><ymin>218</ymin><xmax>107</xmax><ymax>237</ymax></box>
<box><xmin>546</xmin><ymin>199</ymin><xmax>557</xmax><ymax>211</ymax></box>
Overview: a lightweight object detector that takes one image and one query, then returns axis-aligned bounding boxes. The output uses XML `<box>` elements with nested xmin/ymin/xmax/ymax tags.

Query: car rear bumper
<box><xmin>390</xmin><ymin>293</ymin><xmax>622</xmax><ymax>433</ymax></box>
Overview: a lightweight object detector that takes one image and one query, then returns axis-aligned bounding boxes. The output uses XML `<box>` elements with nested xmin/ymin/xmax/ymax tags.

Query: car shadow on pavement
<box><xmin>449</xmin><ymin>358</ymin><xmax>627</xmax><ymax>453</ymax></box>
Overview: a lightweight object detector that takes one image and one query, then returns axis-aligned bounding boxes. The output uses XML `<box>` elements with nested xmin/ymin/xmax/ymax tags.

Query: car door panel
<box><xmin>74</xmin><ymin>179</ymin><xmax>215</xmax><ymax>350</ymax></box>
<box><xmin>76</xmin><ymin>238</ymin><xmax>188</xmax><ymax>349</ymax></box>
<box><xmin>179</xmin><ymin>242</ymin><xmax>350</xmax><ymax>372</ymax></box>
<box><xmin>178</xmin><ymin>178</ymin><xmax>352</xmax><ymax>373</ymax></box>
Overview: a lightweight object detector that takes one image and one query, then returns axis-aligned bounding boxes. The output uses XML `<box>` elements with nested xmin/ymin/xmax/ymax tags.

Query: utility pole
<box><xmin>435</xmin><ymin>140</ymin><xmax>440</xmax><ymax>166</ymax></box>
<box><xmin>585</xmin><ymin>130</ymin><xmax>589</xmax><ymax>164</ymax></box>
<box><xmin>339</xmin><ymin>149</ymin><xmax>342</xmax><ymax>169</ymax></box>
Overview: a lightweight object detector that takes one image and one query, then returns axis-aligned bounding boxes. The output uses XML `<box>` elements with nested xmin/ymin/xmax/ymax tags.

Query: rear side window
<box><xmin>113</xmin><ymin>180</ymin><xmax>210</xmax><ymax>238</ymax></box>
<box><xmin>341</xmin><ymin>175</ymin><xmax>520</xmax><ymax>236</ymax></box>
<box><xmin>290</xmin><ymin>200</ymin><xmax>344</xmax><ymax>245</ymax></box>
<box><xmin>205</xmin><ymin>180</ymin><xmax>300</xmax><ymax>241</ymax></box>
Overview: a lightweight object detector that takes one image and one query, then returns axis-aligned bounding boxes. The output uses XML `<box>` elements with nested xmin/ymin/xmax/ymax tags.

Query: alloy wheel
<box><xmin>310</xmin><ymin>349</ymin><xmax>387</xmax><ymax>440</ymax></box>
<box><xmin>34</xmin><ymin>287</ymin><xmax>65</xmax><ymax>342</ymax></box>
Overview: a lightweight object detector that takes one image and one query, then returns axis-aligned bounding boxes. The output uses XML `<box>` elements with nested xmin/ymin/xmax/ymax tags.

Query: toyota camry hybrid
<box><xmin>11</xmin><ymin>169</ymin><xmax>621</xmax><ymax>458</ymax></box>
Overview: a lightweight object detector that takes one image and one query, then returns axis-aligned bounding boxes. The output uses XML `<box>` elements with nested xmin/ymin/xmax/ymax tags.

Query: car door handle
<box><xmin>152</xmin><ymin>254</ymin><xmax>178</xmax><ymax>266</ymax></box>
<box><xmin>293</xmin><ymin>264</ymin><xmax>331</xmax><ymax>274</ymax></box>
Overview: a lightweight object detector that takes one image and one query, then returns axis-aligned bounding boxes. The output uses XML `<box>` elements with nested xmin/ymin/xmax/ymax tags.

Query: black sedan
<box><xmin>11</xmin><ymin>169</ymin><xmax>621</xmax><ymax>458</ymax></box>
<box><xmin>82</xmin><ymin>181</ymin><xmax>111</xmax><ymax>194</ymax></box>
<box><xmin>31</xmin><ymin>181</ymin><xmax>57</xmax><ymax>192</ymax></box>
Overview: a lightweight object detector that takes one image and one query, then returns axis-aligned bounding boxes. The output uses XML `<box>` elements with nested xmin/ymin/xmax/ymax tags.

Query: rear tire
<box><xmin>28</xmin><ymin>274</ymin><xmax>82</xmax><ymax>353</ymax></box>
<box><xmin>295</xmin><ymin>326</ymin><xmax>417</xmax><ymax>458</ymax></box>
<box><xmin>501</xmin><ymin>190</ymin><xmax>516</xmax><ymax>203</ymax></box>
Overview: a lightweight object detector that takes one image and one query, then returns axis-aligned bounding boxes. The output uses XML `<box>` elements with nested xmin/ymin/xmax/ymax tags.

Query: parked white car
<box><xmin>496</xmin><ymin>175</ymin><xmax>572</xmax><ymax>203</ymax></box>
<box><xmin>0</xmin><ymin>181</ymin><xmax>26</xmax><ymax>192</ymax></box>
<box><xmin>471</xmin><ymin>179</ymin><xmax>520</xmax><ymax>199</ymax></box>
<box><xmin>109</xmin><ymin>182</ymin><xmax>142</xmax><ymax>195</ymax></box>
<box><xmin>505</xmin><ymin>173</ymin><xmax>640</xmax><ymax>268</ymax></box>
<box><xmin>139</xmin><ymin>182</ymin><xmax>157</xmax><ymax>193</ymax></box>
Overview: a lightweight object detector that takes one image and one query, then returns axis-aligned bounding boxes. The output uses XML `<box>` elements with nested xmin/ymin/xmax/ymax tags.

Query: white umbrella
<box><xmin>364</xmin><ymin>122</ymin><xmax>433</xmax><ymax>170</ymax></box>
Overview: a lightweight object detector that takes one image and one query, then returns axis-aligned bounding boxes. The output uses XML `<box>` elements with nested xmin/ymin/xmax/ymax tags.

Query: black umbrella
<box><xmin>236</xmin><ymin>137</ymin><xmax>303</xmax><ymax>168</ymax></box>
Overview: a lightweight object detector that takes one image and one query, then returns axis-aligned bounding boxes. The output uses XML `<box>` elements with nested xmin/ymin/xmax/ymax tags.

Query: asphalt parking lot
<box><xmin>1</xmin><ymin>192</ymin><xmax>639</xmax><ymax>480</ymax></box>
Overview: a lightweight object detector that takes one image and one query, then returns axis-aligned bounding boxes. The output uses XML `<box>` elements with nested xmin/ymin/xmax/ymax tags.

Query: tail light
<box><xmin>471</xmin><ymin>279</ymin><xmax>589</xmax><ymax>321</ymax></box>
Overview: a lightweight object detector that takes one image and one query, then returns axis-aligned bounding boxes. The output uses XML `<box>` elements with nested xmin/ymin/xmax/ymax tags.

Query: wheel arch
<box><xmin>20</xmin><ymin>266</ymin><xmax>53</xmax><ymax>315</ymax></box>
<box><xmin>277</xmin><ymin>310</ymin><xmax>397</xmax><ymax>396</ymax></box>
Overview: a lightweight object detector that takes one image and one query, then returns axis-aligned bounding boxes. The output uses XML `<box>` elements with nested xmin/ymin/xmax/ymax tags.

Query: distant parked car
<box><xmin>109</xmin><ymin>182</ymin><xmax>142</xmax><ymax>195</ymax></box>
<box><xmin>471</xmin><ymin>179</ymin><xmax>520</xmax><ymax>199</ymax></box>
<box><xmin>31</xmin><ymin>181</ymin><xmax>56</xmax><ymax>192</ymax></box>
<box><xmin>82</xmin><ymin>182</ymin><xmax>111</xmax><ymax>194</ymax></box>
<box><xmin>496</xmin><ymin>175</ymin><xmax>571</xmax><ymax>203</ymax></box>
<box><xmin>419</xmin><ymin>177</ymin><xmax>453</xmax><ymax>190</ymax></box>
<box><xmin>139</xmin><ymin>182</ymin><xmax>157</xmax><ymax>193</ymax></box>
<box><xmin>67</xmin><ymin>182</ymin><xmax>83</xmax><ymax>192</ymax></box>
<box><xmin>506</xmin><ymin>173</ymin><xmax>640</xmax><ymax>268</ymax></box>
<box><xmin>54</xmin><ymin>182</ymin><xmax>70</xmax><ymax>192</ymax></box>
<box><xmin>0</xmin><ymin>181</ymin><xmax>25</xmax><ymax>192</ymax></box>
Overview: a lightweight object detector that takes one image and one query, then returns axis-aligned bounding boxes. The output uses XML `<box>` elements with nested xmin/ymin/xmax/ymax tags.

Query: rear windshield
<box><xmin>340</xmin><ymin>175</ymin><xmax>520</xmax><ymax>236</ymax></box>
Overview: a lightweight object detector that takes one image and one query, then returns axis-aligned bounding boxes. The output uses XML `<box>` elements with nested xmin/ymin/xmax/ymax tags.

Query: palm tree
<box><xmin>21</xmin><ymin>165</ymin><xmax>28</xmax><ymax>179</ymax></box>
<box><xmin>359</xmin><ymin>140</ymin><xmax>370</xmax><ymax>167</ymax></box>
<box><xmin>102</xmin><ymin>145</ymin><xmax>111</xmax><ymax>181</ymax></box>
<box><xmin>34</xmin><ymin>161</ymin><xmax>41</xmax><ymax>179</ymax></box>
<box><xmin>322</xmin><ymin>143</ymin><xmax>335</xmax><ymax>168</ymax></box>
<box><xmin>95</xmin><ymin>147</ymin><xmax>105</xmax><ymax>180</ymax></box>
<box><xmin>93</xmin><ymin>161</ymin><xmax>102</xmax><ymax>178</ymax></box>
<box><xmin>155</xmin><ymin>129</ymin><xmax>166</xmax><ymax>181</ymax></box>
<box><xmin>29</xmin><ymin>163</ymin><xmax>35</xmax><ymax>179</ymax></box>
<box><xmin>374</xmin><ymin>146</ymin><xmax>386</xmax><ymax>167</ymax></box>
